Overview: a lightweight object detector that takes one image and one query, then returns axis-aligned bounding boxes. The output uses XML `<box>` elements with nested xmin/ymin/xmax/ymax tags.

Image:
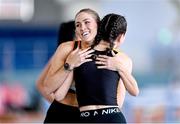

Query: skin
<box><xmin>79</xmin><ymin>33</ymin><xmax>139</xmax><ymax>111</ymax></box>
<box><xmin>36</xmin><ymin>11</ymin><xmax>128</xmax><ymax>109</ymax></box>
<box><xmin>36</xmin><ymin>11</ymin><xmax>99</xmax><ymax>105</ymax></box>
<box><xmin>95</xmin><ymin>34</ymin><xmax>139</xmax><ymax>97</ymax></box>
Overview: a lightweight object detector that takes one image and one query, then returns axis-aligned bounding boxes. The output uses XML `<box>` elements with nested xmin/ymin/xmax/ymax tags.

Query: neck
<box><xmin>94</xmin><ymin>41</ymin><xmax>110</xmax><ymax>51</ymax></box>
<box><xmin>81</xmin><ymin>41</ymin><xmax>92</xmax><ymax>49</ymax></box>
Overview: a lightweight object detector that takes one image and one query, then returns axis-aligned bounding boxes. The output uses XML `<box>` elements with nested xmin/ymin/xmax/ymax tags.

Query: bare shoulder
<box><xmin>57</xmin><ymin>41</ymin><xmax>75</xmax><ymax>52</ymax></box>
<box><xmin>52</xmin><ymin>41</ymin><xmax>75</xmax><ymax>62</ymax></box>
<box><xmin>56</xmin><ymin>41</ymin><xmax>74</xmax><ymax>54</ymax></box>
<box><xmin>121</xmin><ymin>52</ymin><xmax>132</xmax><ymax>65</ymax></box>
<box><xmin>115</xmin><ymin>49</ymin><xmax>133</xmax><ymax>67</ymax></box>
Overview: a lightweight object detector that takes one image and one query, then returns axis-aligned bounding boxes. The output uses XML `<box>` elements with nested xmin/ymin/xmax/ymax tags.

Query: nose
<box><xmin>80</xmin><ymin>23</ymin><xmax>86</xmax><ymax>31</ymax></box>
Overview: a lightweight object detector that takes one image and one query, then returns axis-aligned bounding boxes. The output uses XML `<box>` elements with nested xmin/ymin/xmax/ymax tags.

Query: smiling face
<box><xmin>75</xmin><ymin>12</ymin><xmax>98</xmax><ymax>45</ymax></box>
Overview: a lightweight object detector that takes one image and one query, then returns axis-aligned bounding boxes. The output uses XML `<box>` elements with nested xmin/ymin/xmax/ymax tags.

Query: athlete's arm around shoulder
<box><xmin>43</xmin><ymin>41</ymin><xmax>75</xmax><ymax>96</ymax></box>
<box><xmin>36</xmin><ymin>57</ymin><xmax>55</xmax><ymax>103</ymax></box>
<box><xmin>116</xmin><ymin>52</ymin><xmax>139</xmax><ymax>96</ymax></box>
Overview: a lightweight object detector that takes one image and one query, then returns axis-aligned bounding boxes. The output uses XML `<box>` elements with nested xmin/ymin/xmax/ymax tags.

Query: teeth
<box><xmin>82</xmin><ymin>32</ymin><xmax>89</xmax><ymax>36</ymax></box>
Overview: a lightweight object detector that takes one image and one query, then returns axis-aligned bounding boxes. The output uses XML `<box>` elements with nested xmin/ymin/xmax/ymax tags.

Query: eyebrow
<box><xmin>76</xmin><ymin>18</ymin><xmax>91</xmax><ymax>24</ymax></box>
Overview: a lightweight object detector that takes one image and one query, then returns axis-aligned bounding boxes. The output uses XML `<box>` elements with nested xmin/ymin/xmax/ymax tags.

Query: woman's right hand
<box><xmin>65</xmin><ymin>47</ymin><xmax>94</xmax><ymax>69</ymax></box>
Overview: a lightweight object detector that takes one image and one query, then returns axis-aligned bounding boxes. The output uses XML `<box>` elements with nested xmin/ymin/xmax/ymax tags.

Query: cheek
<box><xmin>75</xmin><ymin>29</ymin><xmax>80</xmax><ymax>35</ymax></box>
<box><xmin>91</xmin><ymin>30</ymin><xmax>97</xmax><ymax>38</ymax></box>
<box><xmin>90</xmin><ymin>25</ymin><xmax>98</xmax><ymax>34</ymax></box>
<box><xmin>89</xmin><ymin>23</ymin><xmax>97</xmax><ymax>29</ymax></box>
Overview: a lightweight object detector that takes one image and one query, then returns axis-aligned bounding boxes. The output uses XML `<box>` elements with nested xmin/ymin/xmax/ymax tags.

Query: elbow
<box><xmin>54</xmin><ymin>92</ymin><xmax>66</xmax><ymax>101</ymax></box>
<box><xmin>131</xmin><ymin>88</ymin><xmax>139</xmax><ymax>96</ymax></box>
<box><xmin>128</xmin><ymin>85</ymin><xmax>139</xmax><ymax>96</ymax></box>
<box><xmin>130</xmin><ymin>80</ymin><xmax>140</xmax><ymax>96</ymax></box>
<box><xmin>43</xmin><ymin>84</ymin><xmax>53</xmax><ymax>97</ymax></box>
<box><xmin>54</xmin><ymin>87</ymin><xmax>69</xmax><ymax>101</ymax></box>
<box><xmin>36</xmin><ymin>80</ymin><xmax>40</xmax><ymax>92</ymax></box>
<box><xmin>36</xmin><ymin>78</ymin><xmax>42</xmax><ymax>91</ymax></box>
<box><xmin>43</xmin><ymin>77</ymin><xmax>55</xmax><ymax>96</ymax></box>
<box><xmin>36</xmin><ymin>79</ymin><xmax>45</xmax><ymax>94</ymax></box>
<box><xmin>54</xmin><ymin>95</ymin><xmax>65</xmax><ymax>102</ymax></box>
<box><xmin>134</xmin><ymin>91</ymin><xmax>139</xmax><ymax>97</ymax></box>
<box><xmin>35</xmin><ymin>80</ymin><xmax>51</xmax><ymax>99</ymax></box>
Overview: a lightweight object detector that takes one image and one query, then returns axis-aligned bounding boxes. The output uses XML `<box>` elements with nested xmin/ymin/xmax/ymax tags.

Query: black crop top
<box><xmin>74</xmin><ymin>49</ymin><xmax>120</xmax><ymax>107</ymax></box>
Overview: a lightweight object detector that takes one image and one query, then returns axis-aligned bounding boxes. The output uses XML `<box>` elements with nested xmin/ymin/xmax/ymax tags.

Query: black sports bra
<box><xmin>74</xmin><ymin>48</ymin><xmax>120</xmax><ymax>107</ymax></box>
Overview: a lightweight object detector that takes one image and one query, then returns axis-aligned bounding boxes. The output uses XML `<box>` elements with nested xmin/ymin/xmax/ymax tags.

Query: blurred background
<box><xmin>0</xmin><ymin>0</ymin><xmax>180</xmax><ymax>123</ymax></box>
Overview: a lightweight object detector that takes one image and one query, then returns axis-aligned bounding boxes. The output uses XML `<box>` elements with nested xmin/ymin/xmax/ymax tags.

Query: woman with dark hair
<box><xmin>36</xmin><ymin>8</ymin><xmax>101</xmax><ymax>123</ymax></box>
<box><xmin>72</xmin><ymin>13</ymin><xmax>139</xmax><ymax>123</ymax></box>
<box><xmin>36</xmin><ymin>20</ymin><xmax>80</xmax><ymax>123</ymax></box>
<box><xmin>57</xmin><ymin>21</ymin><xmax>76</xmax><ymax>45</ymax></box>
<box><xmin>37</xmin><ymin>9</ymin><xmax>132</xmax><ymax>123</ymax></box>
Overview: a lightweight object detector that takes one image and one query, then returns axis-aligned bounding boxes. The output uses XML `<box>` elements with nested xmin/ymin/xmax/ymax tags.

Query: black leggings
<box><xmin>80</xmin><ymin>107</ymin><xmax>126</xmax><ymax>123</ymax></box>
<box><xmin>44</xmin><ymin>100</ymin><xmax>80</xmax><ymax>123</ymax></box>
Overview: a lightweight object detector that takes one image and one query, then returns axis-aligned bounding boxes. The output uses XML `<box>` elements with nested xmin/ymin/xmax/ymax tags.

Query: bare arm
<box><xmin>36</xmin><ymin>54</ymin><xmax>75</xmax><ymax>103</ymax></box>
<box><xmin>96</xmin><ymin>52</ymin><xmax>139</xmax><ymax>96</ymax></box>
<box><xmin>117</xmin><ymin>56</ymin><xmax>139</xmax><ymax>96</ymax></box>
<box><xmin>43</xmin><ymin>41</ymin><xmax>94</xmax><ymax>99</ymax></box>
<box><xmin>36</xmin><ymin>57</ymin><xmax>55</xmax><ymax>103</ymax></box>
<box><xmin>36</xmin><ymin>53</ymin><xmax>74</xmax><ymax>103</ymax></box>
<box><xmin>117</xmin><ymin>79</ymin><xmax>126</xmax><ymax>108</ymax></box>
<box><xmin>43</xmin><ymin>42</ymin><xmax>75</xmax><ymax>96</ymax></box>
<box><xmin>54</xmin><ymin>48</ymin><xmax>94</xmax><ymax>101</ymax></box>
<box><xmin>54</xmin><ymin>71</ymin><xmax>74</xmax><ymax>101</ymax></box>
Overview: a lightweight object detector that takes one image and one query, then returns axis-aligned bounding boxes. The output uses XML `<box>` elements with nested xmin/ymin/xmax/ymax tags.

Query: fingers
<box><xmin>95</xmin><ymin>55</ymin><xmax>109</xmax><ymax>65</ymax></box>
<box><xmin>79</xmin><ymin>47</ymin><xmax>93</xmax><ymax>54</ymax></box>
<box><xmin>98</xmin><ymin>55</ymin><xmax>109</xmax><ymax>59</ymax></box>
<box><xmin>95</xmin><ymin>57</ymin><xmax>107</xmax><ymax>62</ymax></box>
<box><xmin>80</xmin><ymin>58</ymin><xmax>93</xmax><ymax>65</ymax></box>
<box><xmin>85</xmin><ymin>49</ymin><xmax>95</xmax><ymax>55</ymax></box>
<box><xmin>80</xmin><ymin>53</ymin><xmax>93</xmax><ymax>64</ymax></box>
<box><xmin>85</xmin><ymin>54</ymin><xmax>94</xmax><ymax>59</ymax></box>
<box><xmin>96</xmin><ymin>65</ymin><xmax>107</xmax><ymax>69</ymax></box>
<box><xmin>95</xmin><ymin>61</ymin><xmax>106</xmax><ymax>65</ymax></box>
<box><xmin>79</xmin><ymin>49</ymin><xmax>94</xmax><ymax>60</ymax></box>
<box><xmin>80</xmin><ymin>49</ymin><xmax>94</xmax><ymax>58</ymax></box>
<box><xmin>84</xmin><ymin>58</ymin><xmax>93</xmax><ymax>63</ymax></box>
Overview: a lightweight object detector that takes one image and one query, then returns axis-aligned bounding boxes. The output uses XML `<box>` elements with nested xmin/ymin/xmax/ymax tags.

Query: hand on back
<box><xmin>95</xmin><ymin>50</ymin><xmax>131</xmax><ymax>72</ymax></box>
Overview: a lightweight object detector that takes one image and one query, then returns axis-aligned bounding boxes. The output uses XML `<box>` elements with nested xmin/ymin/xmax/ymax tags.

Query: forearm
<box><xmin>36</xmin><ymin>60</ymin><xmax>55</xmax><ymax>102</ymax></box>
<box><xmin>54</xmin><ymin>72</ymin><xmax>74</xmax><ymax>101</ymax></box>
<box><xmin>118</xmin><ymin>67</ymin><xmax>139</xmax><ymax>96</ymax></box>
<box><xmin>41</xmin><ymin>42</ymin><xmax>78</xmax><ymax>97</ymax></box>
<box><xmin>36</xmin><ymin>80</ymin><xmax>55</xmax><ymax>103</ymax></box>
<box><xmin>117</xmin><ymin>80</ymin><xmax>126</xmax><ymax>108</ymax></box>
<box><xmin>43</xmin><ymin>66</ymin><xmax>72</xmax><ymax>95</ymax></box>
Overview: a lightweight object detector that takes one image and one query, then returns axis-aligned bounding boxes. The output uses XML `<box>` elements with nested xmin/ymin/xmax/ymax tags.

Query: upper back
<box><xmin>74</xmin><ymin>49</ymin><xmax>120</xmax><ymax>107</ymax></box>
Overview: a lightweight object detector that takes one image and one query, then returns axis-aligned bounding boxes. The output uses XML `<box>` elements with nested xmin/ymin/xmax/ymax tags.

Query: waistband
<box><xmin>80</xmin><ymin>107</ymin><xmax>121</xmax><ymax>118</ymax></box>
<box><xmin>80</xmin><ymin>105</ymin><xmax>119</xmax><ymax>111</ymax></box>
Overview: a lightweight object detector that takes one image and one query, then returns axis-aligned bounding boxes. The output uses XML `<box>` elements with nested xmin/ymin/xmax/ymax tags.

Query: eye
<box><xmin>76</xmin><ymin>24</ymin><xmax>79</xmax><ymax>27</ymax></box>
<box><xmin>85</xmin><ymin>21</ymin><xmax>90</xmax><ymax>25</ymax></box>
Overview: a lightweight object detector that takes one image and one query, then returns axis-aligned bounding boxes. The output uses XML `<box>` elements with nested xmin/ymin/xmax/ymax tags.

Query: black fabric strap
<box><xmin>73</xmin><ymin>41</ymin><xmax>78</xmax><ymax>50</ymax></box>
<box><xmin>73</xmin><ymin>41</ymin><xmax>81</xmax><ymax>50</ymax></box>
<box><xmin>113</xmin><ymin>49</ymin><xmax>118</xmax><ymax>54</ymax></box>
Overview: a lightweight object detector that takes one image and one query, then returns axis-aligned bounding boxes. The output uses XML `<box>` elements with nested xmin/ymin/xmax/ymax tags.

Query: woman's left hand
<box><xmin>95</xmin><ymin>51</ymin><xmax>127</xmax><ymax>71</ymax></box>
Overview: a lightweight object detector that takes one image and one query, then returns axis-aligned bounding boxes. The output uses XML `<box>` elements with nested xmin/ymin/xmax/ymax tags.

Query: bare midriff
<box><xmin>58</xmin><ymin>92</ymin><xmax>78</xmax><ymax>107</ymax></box>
